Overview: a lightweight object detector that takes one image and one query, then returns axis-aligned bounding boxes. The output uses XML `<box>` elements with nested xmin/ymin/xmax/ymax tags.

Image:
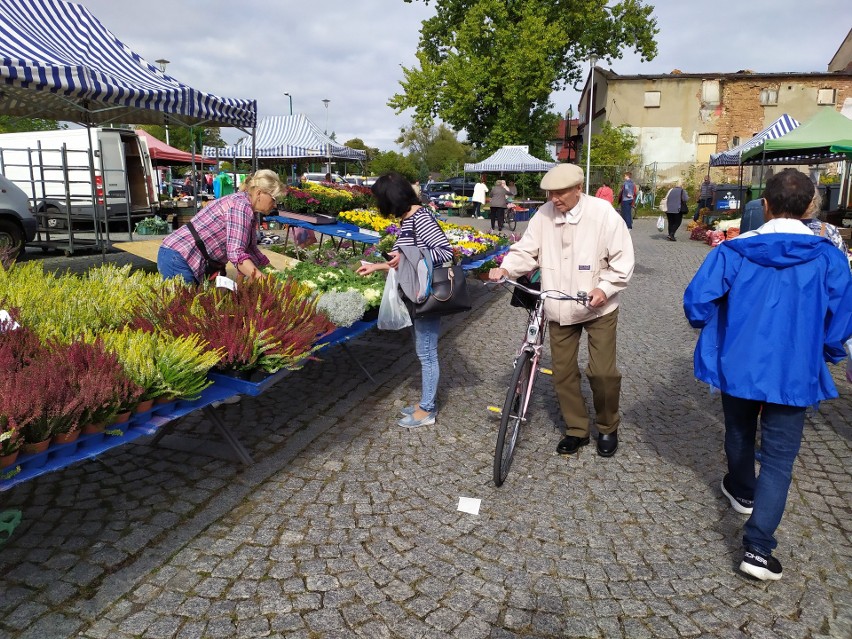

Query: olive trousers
<box><xmin>549</xmin><ymin>308</ymin><xmax>622</xmax><ymax>438</ymax></box>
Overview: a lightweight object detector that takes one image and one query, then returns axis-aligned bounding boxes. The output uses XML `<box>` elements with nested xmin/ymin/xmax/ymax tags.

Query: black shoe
<box><xmin>740</xmin><ymin>548</ymin><xmax>782</xmax><ymax>581</ymax></box>
<box><xmin>597</xmin><ymin>431</ymin><xmax>618</xmax><ymax>457</ymax></box>
<box><xmin>721</xmin><ymin>475</ymin><xmax>754</xmax><ymax>514</ymax></box>
<box><xmin>557</xmin><ymin>435</ymin><xmax>589</xmax><ymax>455</ymax></box>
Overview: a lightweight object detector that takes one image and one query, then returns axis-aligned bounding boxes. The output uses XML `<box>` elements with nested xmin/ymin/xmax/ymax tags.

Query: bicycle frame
<box><xmin>512</xmin><ymin>298</ymin><xmax>548</xmax><ymax>425</ymax></box>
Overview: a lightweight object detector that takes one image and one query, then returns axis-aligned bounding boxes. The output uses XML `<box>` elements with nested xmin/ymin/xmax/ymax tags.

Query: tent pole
<box><xmin>252</xmin><ymin>127</ymin><xmax>258</xmax><ymax>172</ymax></box>
<box><xmin>190</xmin><ymin>127</ymin><xmax>198</xmax><ymax>216</ymax></box>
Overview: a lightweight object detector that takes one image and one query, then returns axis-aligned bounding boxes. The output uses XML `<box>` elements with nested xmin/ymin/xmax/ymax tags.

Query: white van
<box><xmin>0</xmin><ymin>127</ymin><xmax>156</xmax><ymax>229</ymax></box>
<box><xmin>302</xmin><ymin>172</ymin><xmax>347</xmax><ymax>186</ymax></box>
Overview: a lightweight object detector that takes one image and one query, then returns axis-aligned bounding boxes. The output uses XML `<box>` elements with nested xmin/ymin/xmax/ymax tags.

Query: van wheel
<box><xmin>0</xmin><ymin>220</ymin><xmax>23</xmax><ymax>259</ymax></box>
<box><xmin>44</xmin><ymin>207</ymin><xmax>67</xmax><ymax>230</ymax></box>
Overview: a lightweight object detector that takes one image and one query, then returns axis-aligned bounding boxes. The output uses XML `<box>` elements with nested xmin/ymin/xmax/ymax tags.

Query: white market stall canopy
<box><xmin>709</xmin><ymin>114</ymin><xmax>799</xmax><ymax>167</ymax></box>
<box><xmin>465</xmin><ymin>145</ymin><xmax>557</xmax><ymax>173</ymax></box>
<box><xmin>0</xmin><ymin>0</ymin><xmax>256</xmax><ymax>128</ymax></box>
<box><xmin>204</xmin><ymin>114</ymin><xmax>366</xmax><ymax>161</ymax></box>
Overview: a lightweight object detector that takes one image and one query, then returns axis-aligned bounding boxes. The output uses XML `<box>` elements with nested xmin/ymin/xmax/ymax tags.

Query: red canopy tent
<box><xmin>136</xmin><ymin>129</ymin><xmax>216</xmax><ymax>166</ymax></box>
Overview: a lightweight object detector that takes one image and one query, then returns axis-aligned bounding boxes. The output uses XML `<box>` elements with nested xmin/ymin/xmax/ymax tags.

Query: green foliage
<box><xmin>397</xmin><ymin>124</ymin><xmax>472</xmax><ymax>174</ymax></box>
<box><xmin>344</xmin><ymin>138</ymin><xmax>379</xmax><ymax>163</ymax></box>
<box><xmin>577</xmin><ymin>121</ymin><xmax>639</xmax><ymax>187</ymax></box>
<box><xmin>0</xmin><ymin>116</ymin><xmax>65</xmax><ymax>133</ymax></box>
<box><xmin>137</xmin><ymin>125</ymin><xmax>225</xmax><ymax>153</ymax></box>
<box><xmin>368</xmin><ymin>151</ymin><xmax>418</xmax><ymax>181</ymax></box>
<box><xmin>392</xmin><ymin>0</ymin><xmax>658</xmax><ymax>155</ymax></box>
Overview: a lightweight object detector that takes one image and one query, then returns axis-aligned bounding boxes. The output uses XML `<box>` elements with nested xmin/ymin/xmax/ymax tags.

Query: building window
<box><xmin>698</xmin><ymin>134</ymin><xmax>718</xmax><ymax>145</ymax></box>
<box><xmin>817</xmin><ymin>88</ymin><xmax>836</xmax><ymax>105</ymax></box>
<box><xmin>732</xmin><ymin>136</ymin><xmax>740</xmax><ymax>147</ymax></box>
<box><xmin>697</xmin><ymin>134</ymin><xmax>718</xmax><ymax>163</ymax></box>
<box><xmin>759</xmin><ymin>88</ymin><xmax>778</xmax><ymax>106</ymax></box>
<box><xmin>701</xmin><ymin>80</ymin><xmax>720</xmax><ymax>105</ymax></box>
<box><xmin>644</xmin><ymin>91</ymin><xmax>661</xmax><ymax>108</ymax></box>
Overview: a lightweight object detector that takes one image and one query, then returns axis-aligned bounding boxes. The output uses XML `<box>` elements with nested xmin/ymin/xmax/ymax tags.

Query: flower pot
<box><xmin>0</xmin><ymin>450</ymin><xmax>19</xmax><ymax>468</ymax></box>
<box><xmin>52</xmin><ymin>431</ymin><xmax>81</xmax><ymax>445</ymax></box>
<box><xmin>21</xmin><ymin>439</ymin><xmax>50</xmax><ymax>456</ymax></box>
<box><xmin>475</xmin><ymin>272</ymin><xmax>491</xmax><ymax>281</ymax></box>
<box><xmin>134</xmin><ymin>399</ymin><xmax>155</xmax><ymax>414</ymax></box>
<box><xmin>112</xmin><ymin>411</ymin><xmax>132</xmax><ymax>425</ymax></box>
<box><xmin>155</xmin><ymin>396</ymin><xmax>175</xmax><ymax>404</ymax></box>
<box><xmin>82</xmin><ymin>421</ymin><xmax>106</xmax><ymax>435</ymax></box>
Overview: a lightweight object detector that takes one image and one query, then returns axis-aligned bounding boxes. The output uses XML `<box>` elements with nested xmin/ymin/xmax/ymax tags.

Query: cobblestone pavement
<box><xmin>1</xmin><ymin>218</ymin><xmax>850</xmax><ymax>639</ymax></box>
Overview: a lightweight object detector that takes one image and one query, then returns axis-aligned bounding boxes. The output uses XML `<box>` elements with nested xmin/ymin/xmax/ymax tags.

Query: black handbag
<box><xmin>412</xmin><ymin>263</ymin><xmax>471</xmax><ymax>319</ymax></box>
<box><xmin>509</xmin><ymin>269</ymin><xmax>541</xmax><ymax>310</ymax></box>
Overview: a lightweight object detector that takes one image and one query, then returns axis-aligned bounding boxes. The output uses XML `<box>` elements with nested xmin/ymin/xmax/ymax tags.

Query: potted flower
<box><xmin>134</xmin><ymin>216</ymin><xmax>170</xmax><ymax>236</ymax></box>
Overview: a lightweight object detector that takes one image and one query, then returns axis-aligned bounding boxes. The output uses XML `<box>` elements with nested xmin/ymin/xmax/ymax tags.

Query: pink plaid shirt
<box><xmin>162</xmin><ymin>192</ymin><xmax>269</xmax><ymax>281</ymax></box>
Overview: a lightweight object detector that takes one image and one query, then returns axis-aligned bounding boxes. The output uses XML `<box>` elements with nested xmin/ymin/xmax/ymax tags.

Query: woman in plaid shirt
<box><xmin>158</xmin><ymin>170</ymin><xmax>284</xmax><ymax>284</ymax></box>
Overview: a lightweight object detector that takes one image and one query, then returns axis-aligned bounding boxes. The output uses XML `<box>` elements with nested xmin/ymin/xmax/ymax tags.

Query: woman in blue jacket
<box><xmin>684</xmin><ymin>169</ymin><xmax>852</xmax><ymax>582</ymax></box>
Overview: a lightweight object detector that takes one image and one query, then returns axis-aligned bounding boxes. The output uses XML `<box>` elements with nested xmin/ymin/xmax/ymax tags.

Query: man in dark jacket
<box><xmin>684</xmin><ymin>168</ymin><xmax>852</xmax><ymax>581</ymax></box>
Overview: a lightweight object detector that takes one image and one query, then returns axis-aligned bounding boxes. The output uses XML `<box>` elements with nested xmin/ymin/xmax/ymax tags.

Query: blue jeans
<box><xmin>413</xmin><ymin>316</ymin><xmax>441</xmax><ymax>412</ymax></box>
<box><xmin>157</xmin><ymin>246</ymin><xmax>198</xmax><ymax>284</ymax></box>
<box><xmin>721</xmin><ymin>394</ymin><xmax>806</xmax><ymax>554</ymax></box>
<box><xmin>619</xmin><ymin>202</ymin><xmax>633</xmax><ymax>229</ymax></box>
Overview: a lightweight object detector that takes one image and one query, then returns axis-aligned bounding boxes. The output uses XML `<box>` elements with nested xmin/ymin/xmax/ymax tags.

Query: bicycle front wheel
<box><xmin>506</xmin><ymin>210</ymin><xmax>517</xmax><ymax>231</ymax></box>
<box><xmin>494</xmin><ymin>350</ymin><xmax>534</xmax><ymax>486</ymax></box>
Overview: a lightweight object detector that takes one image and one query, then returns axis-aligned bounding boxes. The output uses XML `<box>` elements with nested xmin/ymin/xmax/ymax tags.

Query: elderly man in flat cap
<box><xmin>490</xmin><ymin>164</ymin><xmax>634</xmax><ymax>457</ymax></box>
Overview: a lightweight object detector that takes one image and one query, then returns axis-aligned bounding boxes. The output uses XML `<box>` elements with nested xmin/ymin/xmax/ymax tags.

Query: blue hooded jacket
<box><xmin>684</xmin><ymin>231</ymin><xmax>852</xmax><ymax>406</ymax></box>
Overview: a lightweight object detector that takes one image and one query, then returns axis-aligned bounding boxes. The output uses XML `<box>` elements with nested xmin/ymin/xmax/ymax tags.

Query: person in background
<box><xmin>801</xmin><ymin>190</ymin><xmax>846</xmax><ymax>254</ymax></box>
<box><xmin>324</xmin><ymin>172</ymin><xmax>332</xmax><ymax>183</ymax></box>
<box><xmin>739</xmin><ymin>197</ymin><xmax>765</xmax><ymax>234</ymax></box>
<box><xmin>471</xmin><ymin>174</ymin><xmax>488</xmax><ymax>219</ymax></box>
<box><xmin>664</xmin><ymin>181</ymin><xmax>689</xmax><ymax>241</ymax></box>
<box><xmin>617</xmin><ymin>171</ymin><xmax>638</xmax><ymax>230</ymax></box>
<box><xmin>489</xmin><ymin>179</ymin><xmax>510</xmax><ymax>233</ymax></box>
<box><xmin>695</xmin><ymin>175</ymin><xmax>716</xmax><ymax>221</ymax></box>
<box><xmin>412</xmin><ymin>180</ymin><xmax>421</xmax><ymax>199</ymax></box>
<box><xmin>490</xmin><ymin>163</ymin><xmax>634</xmax><ymax>458</ymax></box>
<box><xmin>356</xmin><ymin>172</ymin><xmax>453</xmax><ymax>429</ymax></box>
<box><xmin>158</xmin><ymin>169</ymin><xmax>284</xmax><ymax>285</ymax></box>
<box><xmin>684</xmin><ymin>168</ymin><xmax>852</xmax><ymax>581</ymax></box>
<box><xmin>595</xmin><ymin>181</ymin><xmax>614</xmax><ymax>204</ymax></box>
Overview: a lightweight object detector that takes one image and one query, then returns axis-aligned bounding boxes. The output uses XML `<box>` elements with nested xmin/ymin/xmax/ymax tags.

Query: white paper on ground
<box><xmin>457</xmin><ymin>497</ymin><xmax>481</xmax><ymax>515</ymax></box>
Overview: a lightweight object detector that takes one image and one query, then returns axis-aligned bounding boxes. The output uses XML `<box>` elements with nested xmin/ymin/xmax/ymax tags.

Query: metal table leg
<box><xmin>201</xmin><ymin>404</ymin><xmax>254</xmax><ymax>465</ymax></box>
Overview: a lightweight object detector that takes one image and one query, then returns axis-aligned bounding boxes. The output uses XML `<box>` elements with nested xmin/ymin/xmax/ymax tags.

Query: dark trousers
<box><xmin>490</xmin><ymin>207</ymin><xmax>506</xmax><ymax>231</ymax></box>
<box><xmin>549</xmin><ymin>309</ymin><xmax>622</xmax><ymax>437</ymax></box>
<box><xmin>666</xmin><ymin>212</ymin><xmax>683</xmax><ymax>237</ymax></box>
<box><xmin>721</xmin><ymin>394</ymin><xmax>806</xmax><ymax>553</ymax></box>
<box><xmin>471</xmin><ymin>202</ymin><xmax>481</xmax><ymax>218</ymax></box>
<box><xmin>695</xmin><ymin>197</ymin><xmax>713</xmax><ymax>220</ymax></box>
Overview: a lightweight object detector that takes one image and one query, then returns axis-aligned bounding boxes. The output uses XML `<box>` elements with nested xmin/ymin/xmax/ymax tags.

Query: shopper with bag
<box><xmin>664</xmin><ymin>182</ymin><xmax>689</xmax><ymax>241</ymax></box>
<box><xmin>357</xmin><ymin>172</ymin><xmax>453</xmax><ymax>429</ymax></box>
<box><xmin>489</xmin><ymin>163</ymin><xmax>634</xmax><ymax>457</ymax></box>
<box><xmin>158</xmin><ymin>169</ymin><xmax>284</xmax><ymax>284</ymax></box>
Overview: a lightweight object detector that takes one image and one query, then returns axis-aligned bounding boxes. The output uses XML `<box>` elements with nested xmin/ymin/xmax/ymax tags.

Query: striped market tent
<box><xmin>465</xmin><ymin>145</ymin><xmax>557</xmax><ymax>173</ymax></box>
<box><xmin>709</xmin><ymin>114</ymin><xmax>800</xmax><ymax>167</ymax></box>
<box><xmin>0</xmin><ymin>0</ymin><xmax>256</xmax><ymax>128</ymax></box>
<box><xmin>204</xmin><ymin>115</ymin><xmax>366</xmax><ymax>161</ymax></box>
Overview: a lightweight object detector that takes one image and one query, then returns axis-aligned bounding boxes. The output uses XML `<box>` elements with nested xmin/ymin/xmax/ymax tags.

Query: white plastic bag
<box><xmin>377</xmin><ymin>268</ymin><xmax>412</xmax><ymax>331</ymax></box>
<box><xmin>656</xmin><ymin>215</ymin><xmax>665</xmax><ymax>232</ymax></box>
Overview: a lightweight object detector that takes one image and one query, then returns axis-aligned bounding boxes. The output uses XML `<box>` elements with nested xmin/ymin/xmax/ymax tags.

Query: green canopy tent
<box><xmin>740</xmin><ymin>109</ymin><xmax>852</xmax><ymax>214</ymax></box>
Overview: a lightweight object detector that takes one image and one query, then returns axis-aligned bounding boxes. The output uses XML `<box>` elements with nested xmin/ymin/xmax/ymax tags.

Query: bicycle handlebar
<box><xmin>487</xmin><ymin>277</ymin><xmax>588</xmax><ymax>303</ymax></box>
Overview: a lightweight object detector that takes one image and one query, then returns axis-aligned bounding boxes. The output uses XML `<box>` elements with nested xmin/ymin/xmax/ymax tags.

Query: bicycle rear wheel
<box><xmin>506</xmin><ymin>210</ymin><xmax>517</xmax><ymax>231</ymax></box>
<box><xmin>494</xmin><ymin>350</ymin><xmax>534</xmax><ymax>486</ymax></box>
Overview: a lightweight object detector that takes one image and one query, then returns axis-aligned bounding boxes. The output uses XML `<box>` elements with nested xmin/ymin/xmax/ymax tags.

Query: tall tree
<box><xmin>137</xmin><ymin>125</ymin><xmax>225</xmax><ymax>152</ymax></box>
<box><xmin>579</xmin><ymin>121</ymin><xmax>639</xmax><ymax>186</ymax></box>
<box><xmin>344</xmin><ymin>138</ymin><xmax>379</xmax><ymax>164</ymax></box>
<box><xmin>391</xmin><ymin>0</ymin><xmax>657</xmax><ymax>157</ymax></box>
<box><xmin>368</xmin><ymin>151</ymin><xmax>418</xmax><ymax>182</ymax></box>
<box><xmin>396</xmin><ymin>123</ymin><xmax>472</xmax><ymax>175</ymax></box>
<box><xmin>0</xmin><ymin>116</ymin><xmax>65</xmax><ymax>133</ymax></box>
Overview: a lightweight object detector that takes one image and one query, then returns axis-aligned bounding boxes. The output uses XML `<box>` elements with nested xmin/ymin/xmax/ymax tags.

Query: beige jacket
<box><xmin>501</xmin><ymin>194</ymin><xmax>634</xmax><ymax>325</ymax></box>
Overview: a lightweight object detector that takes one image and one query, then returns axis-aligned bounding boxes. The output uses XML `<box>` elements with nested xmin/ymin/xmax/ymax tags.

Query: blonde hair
<box><xmin>803</xmin><ymin>189</ymin><xmax>823</xmax><ymax>220</ymax></box>
<box><xmin>239</xmin><ymin>169</ymin><xmax>285</xmax><ymax>199</ymax></box>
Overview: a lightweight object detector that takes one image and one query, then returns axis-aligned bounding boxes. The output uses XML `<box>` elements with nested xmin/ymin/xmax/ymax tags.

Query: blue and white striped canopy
<box><xmin>204</xmin><ymin>115</ymin><xmax>366</xmax><ymax>160</ymax></box>
<box><xmin>709</xmin><ymin>114</ymin><xmax>800</xmax><ymax>167</ymax></box>
<box><xmin>465</xmin><ymin>145</ymin><xmax>557</xmax><ymax>173</ymax></box>
<box><xmin>0</xmin><ymin>0</ymin><xmax>256</xmax><ymax>128</ymax></box>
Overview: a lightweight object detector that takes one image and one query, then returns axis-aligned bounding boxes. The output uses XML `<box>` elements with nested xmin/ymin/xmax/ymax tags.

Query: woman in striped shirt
<box><xmin>357</xmin><ymin>172</ymin><xmax>453</xmax><ymax>428</ymax></box>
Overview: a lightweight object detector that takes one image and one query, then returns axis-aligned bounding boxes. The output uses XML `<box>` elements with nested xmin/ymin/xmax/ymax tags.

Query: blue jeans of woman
<box><xmin>721</xmin><ymin>394</ymin><xmax>806</xmax><ymax>554</ymax></box>
<box><xmin>619</xmin><ymin>202</ymin><xmax>633</xmax><ymax>229</ymax></box>
<box><xmin>157</xmin><ymin>246</ymin><xmax>198</xmax><ymax>285</ymax></box>
<box><xmin>413</xmin><ymin>316</ymin><xmax>441</xmax><ymax>413</ymax></box>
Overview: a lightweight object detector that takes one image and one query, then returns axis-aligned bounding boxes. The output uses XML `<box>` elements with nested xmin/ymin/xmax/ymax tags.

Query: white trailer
<box><xmin>0</xmin><ymin>127</ymin><xmax>156</xmax><ymax>233</ymax></box>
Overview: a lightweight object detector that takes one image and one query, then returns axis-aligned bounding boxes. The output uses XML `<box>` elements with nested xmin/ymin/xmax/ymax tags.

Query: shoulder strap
<box><xmin>186</xmin><ymin>221</ymin><xmax>216</xmax><ymax>264</ymax></box>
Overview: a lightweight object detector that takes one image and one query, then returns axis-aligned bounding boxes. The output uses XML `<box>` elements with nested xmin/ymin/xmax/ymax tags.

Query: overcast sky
<box><xmin>77</xmin><ymin>0</ymin><xmax>850</xmax><ymax>150</ymax></box>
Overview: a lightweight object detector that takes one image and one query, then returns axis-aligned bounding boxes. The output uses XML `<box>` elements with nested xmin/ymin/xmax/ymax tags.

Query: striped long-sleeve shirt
<box><xmin>393</xmin><ymin>207</ymin><xmax>453</xmax><ymax>265</ymax></box>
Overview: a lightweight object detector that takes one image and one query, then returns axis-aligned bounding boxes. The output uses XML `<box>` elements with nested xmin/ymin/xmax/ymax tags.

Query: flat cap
<box><xmin>540</xmin><ymin>163</ymin><xmax>584</xmax><ymax>191</ymax></box>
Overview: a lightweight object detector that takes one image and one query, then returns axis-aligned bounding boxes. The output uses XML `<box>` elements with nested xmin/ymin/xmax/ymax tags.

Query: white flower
<box><xmin>317</xmin><ymin>290</ymin><xmax>367</xmax><ymax>327</ymax></box>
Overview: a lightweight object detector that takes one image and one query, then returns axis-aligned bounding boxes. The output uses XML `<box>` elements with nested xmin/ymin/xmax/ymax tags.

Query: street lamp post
<box><xmin>565</xmin><ymin>105</ymin><xmax>573</xmax><ymax>162</ymax></box>
<box><xmin>322</xmin><ymin>99</ymin><xmax>331</xmax><ymax>174</ymax></box>
<box><xmin>284</xmin><ymin>92</ymin><xmax>293</xmax><ymax>115</ymax></box>
<box><xmin>585</xmin><ymin>56</ymin><xmax>597</xmax><ymax>194</ymax></box>
<box><xmin>155</xmin><ymin>59</ymin><xmax>172</xmax><ymax>197</ymax></box>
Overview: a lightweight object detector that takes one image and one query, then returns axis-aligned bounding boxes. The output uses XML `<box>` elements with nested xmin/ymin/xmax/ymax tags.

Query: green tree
<box><xmin>0</xmin><ymin>116</ymin><xmax>65</xmax><ymax>133</ymax></box>
<box><xmin>137</xmin><ymin>125</ymin><xmax>225</xmax><ymax>152</ymax></box>
<box><xmin>392</xmin><ymin>0</ymin><xmax>657</xmax><ymax>157</ymax></box>
<box><xmin>578</xmin><ymin>121</ymin><xmax>639</xmax><ymax>187</ymax></box>
<box><xmin>368</xmin><ymin>151</ymin><xmax>418</xmax><ymax>181</ymax></box>
<box><xmin>344</xmin><ymin>138</ymin><xmax>380</xmax><ymax>164</ymax></box>
<box><xmin>397</xmin><ymin>123</ymin><xmax>472</xmax><ymax>175</ymax></box>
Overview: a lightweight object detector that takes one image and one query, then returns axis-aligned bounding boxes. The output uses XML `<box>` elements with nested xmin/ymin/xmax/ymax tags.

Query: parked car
<box><xmin>421</xmin><ymin>181</ymin><xmax>454</xmax><ymax>204</ymax></box>
<box><xmin>445</xmin><ymin>176</ymin><xmax>477</xmax><ymax>197</ymax></box>
<box><xmin>343</xmin><ymin>176</ymin><xmax>366</xmax><ymax>187</ymax></box>
<box><xmin>0</xmin><ymin>173</ymin><xmax>38</xmax><ymax>258</ymax></box>
<box><xmin>302</xmin><ymin>172</ymin><xmax>348</xmax><ymax>186</ymax></box>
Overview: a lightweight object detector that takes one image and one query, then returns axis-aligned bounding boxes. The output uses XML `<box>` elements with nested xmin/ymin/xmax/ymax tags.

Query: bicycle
<box><xmin>505</xmin><ymin>207</ymin><xmax>517</xmax><ymax>232</ymax></box>
<box><xmin>489</xmin><ymin>277</ymin><xmax>590</xmax><ymax>487</ymax></box>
